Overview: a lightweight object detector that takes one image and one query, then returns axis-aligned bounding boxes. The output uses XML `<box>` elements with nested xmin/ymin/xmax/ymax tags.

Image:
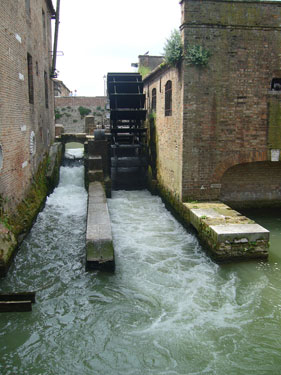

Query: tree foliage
<box><xmin>163</xmin><ymin>29</ymin><xmax>183</xmax><ymax>67</ymax></box>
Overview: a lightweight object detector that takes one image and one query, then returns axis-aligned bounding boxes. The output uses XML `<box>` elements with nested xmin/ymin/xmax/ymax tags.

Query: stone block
<box><xmin>85</xmin><ymin>182</ymin><xmax>115</xmax><ymax>271</ymax></box>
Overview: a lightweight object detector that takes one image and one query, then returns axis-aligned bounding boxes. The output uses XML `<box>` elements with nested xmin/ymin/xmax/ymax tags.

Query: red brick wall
<box><xmin>0</xmin><ymin>0</ymin><xmax>55</xmax><ymax>209</ymax></box>
<box><xmin>181</xmin><ymin>0</ymin><xmax>281</xmax><ymax>202</ymax></box>
<box><xmin>220</xmin><ymin>162</ymin><xmax>281</xmax><ymax>207</ymax></box>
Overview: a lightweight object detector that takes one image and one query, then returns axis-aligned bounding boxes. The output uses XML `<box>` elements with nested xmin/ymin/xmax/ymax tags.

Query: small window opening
<box><xmin>25</xmin><ymin>0</ymin><xmax>30</xmax><ymax>15</ymax></box>
<box><xmin>0</xmin><ymin>145</ymin><xmax>3</xmax><ymax>171</ymax></box>
<box><xmin>271</xmin><ymin>78</ymin><xmax>281</xmax><ymax>91</ymax></box>
<box><xmin>42</xmin><ymin>10</ymin><xmax>46</xmax><ymax>45</ymax></box>
<box><xmin>165</xmin><ymin>80</ymin><xmax>172</xmax><ymax>116</ymax></box>
<box><xmin>151</xmin><ymin>88</ymin><xmax>157</xmax><ymax>112</ymax></box>
<box><xmin>44</xmin><ymin>71</ymin><xmax>49</xmax><ymax>108</ymax></box>
<box><xmin>27</xmin><ymin>53</ymin><xmax>34</xmax><ymax>104</ymax></box>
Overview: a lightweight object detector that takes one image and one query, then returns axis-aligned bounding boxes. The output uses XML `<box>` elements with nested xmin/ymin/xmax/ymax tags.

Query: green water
<box><xmin>1</xmin><ymin>164</ymin><xmax>281</xmax><ymax>374</ymax></box>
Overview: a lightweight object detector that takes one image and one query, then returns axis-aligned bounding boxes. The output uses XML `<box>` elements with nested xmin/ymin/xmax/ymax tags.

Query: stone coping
<box><xmin>86</xmin><ymin>182</ymin><xmax>115</xmax><ymax>271</ymax></box>
<box><xmin>183</xmin><ymin>201</ymin><xmax>269</xmax><ymax>260</ymax></box>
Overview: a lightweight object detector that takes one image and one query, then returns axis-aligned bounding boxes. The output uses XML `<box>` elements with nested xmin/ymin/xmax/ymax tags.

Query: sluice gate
<box><xmin>107</xmin><ymin>73</ymin><xmax>147</xmax><ymax>190</ymax></box>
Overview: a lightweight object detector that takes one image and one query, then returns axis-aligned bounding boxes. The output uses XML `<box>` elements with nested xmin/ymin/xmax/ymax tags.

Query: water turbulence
<box><xmin>1</xmin><ymin>153</ymin><xmax>281</xmax><ymax>374</ymax></box>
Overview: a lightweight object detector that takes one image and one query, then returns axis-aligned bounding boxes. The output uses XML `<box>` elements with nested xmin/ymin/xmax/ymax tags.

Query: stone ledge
<box><xmin>86</xmin><ymin>182</ymin><xmax>115</xmax><ymax>272</ymax></box>
<box><xmin>184</xmin><ymin>202</ymin><xmax>269</xmax><ymax>261</ymax></box>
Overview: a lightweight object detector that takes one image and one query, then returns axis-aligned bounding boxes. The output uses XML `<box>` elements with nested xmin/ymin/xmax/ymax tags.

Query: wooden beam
<box><xmin>0</xmin><ymin>301</ymin><xmax>32</xmax><ymax>313</ymax></box>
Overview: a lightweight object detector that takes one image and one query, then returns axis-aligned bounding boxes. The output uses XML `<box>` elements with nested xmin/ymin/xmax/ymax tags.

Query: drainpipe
<box><xmin>51</xmin><ymin>0</ymin><xmax>60</xmax><ymax>78</ymax></box>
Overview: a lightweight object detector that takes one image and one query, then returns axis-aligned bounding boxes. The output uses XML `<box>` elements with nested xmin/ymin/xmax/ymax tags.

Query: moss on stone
<box><xmin>0</xmin><ymin>147</ymin><xmax>62</xmax><ymax>277</ymax></box>
<box><xmin>268</xmin><ymin>98</ymin><xmax>281</xmax><ymax>149</ymax></box>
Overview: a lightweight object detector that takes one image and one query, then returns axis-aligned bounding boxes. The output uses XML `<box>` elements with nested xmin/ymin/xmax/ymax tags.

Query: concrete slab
<box><xmin>183</xmin><ymin>201</ymin><xmax>269</xmax><ymax>261</ymax></box>
<box><xmin>86</xmin><ymin>182</ymin><xmax>115</xmax><ymax>271</ymax></box>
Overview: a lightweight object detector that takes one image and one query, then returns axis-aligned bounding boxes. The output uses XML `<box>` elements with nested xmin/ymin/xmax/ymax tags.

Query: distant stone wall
<box><xmin>55</xmin><ymin>96</ymin><xmax>109</xmax><ymax>134</ymax></box>
<box><xmin>139</xmin><ymin>55</ymin><xmax>164</xmax><ymax>71</ymax></box>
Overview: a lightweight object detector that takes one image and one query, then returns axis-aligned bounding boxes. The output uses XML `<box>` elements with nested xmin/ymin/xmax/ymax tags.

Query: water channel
<box><xmin>1</xmin><ymin>149</ymin><xmax>281</xmax><ymax>374</ymax></box>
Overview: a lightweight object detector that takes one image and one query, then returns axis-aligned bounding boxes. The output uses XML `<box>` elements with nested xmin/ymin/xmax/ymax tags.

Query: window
<box><xmin>42</xmin><ymin>10</ymin><xmax>46</xmax><ymax>45</ymax></box>
<box><xmin>27</xmin><ymin>53</ymin><xmax>34</xmax><ymax>104</ymax></box>
<box><xmin>271</xmin><ymin>78</ymin><xmax>281</xmax><ymax>91</ymax></box>
<box><xmin>151</xmin><ymin>88</ymin><xmax>156</xmax><ymax>112</ymax></box>
<box><xmin>44</xmin><ymin>71</ymin><xmax>49</xmax><ymax>108</ymax></box>
<box><xmin>165</xmin><ymin>80</ymin><xmax>172</xmax><ymax>116</ymax></box>
<box><xmin>25</xmin><ymin>0</ymin><xmax>30</xmax><ymax>15</ymax></box>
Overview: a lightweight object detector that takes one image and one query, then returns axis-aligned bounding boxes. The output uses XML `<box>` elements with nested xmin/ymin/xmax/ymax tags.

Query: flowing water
<box><xmin>1</xmin><ymin>153</ymin><xmax>281</xmax><ymax>374</ymax></box>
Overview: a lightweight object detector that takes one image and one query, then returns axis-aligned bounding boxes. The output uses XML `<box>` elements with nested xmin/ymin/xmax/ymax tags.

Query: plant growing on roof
<box><xmin>163</xmin><ymin>29</ymin><xmax>183</xmax><ymax>67</ymax></box>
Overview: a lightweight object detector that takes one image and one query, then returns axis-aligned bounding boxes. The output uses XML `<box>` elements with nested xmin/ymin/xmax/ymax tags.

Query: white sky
<box><xmin>54</xmin><ymin>0</ymin><xmax>181</xmax><ymax>96</ymax></box>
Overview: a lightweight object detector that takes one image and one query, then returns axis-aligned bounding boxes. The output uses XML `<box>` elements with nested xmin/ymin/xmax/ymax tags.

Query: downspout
<box><xmin>51</xmin><ymin>0</ymin><xmax>60</xmax><ymax>78</ymax></box>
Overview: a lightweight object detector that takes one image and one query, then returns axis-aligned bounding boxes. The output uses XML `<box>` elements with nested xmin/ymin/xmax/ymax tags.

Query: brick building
<box><xmin>144</xmin><ymin>0</ymin><xmax>281</xmax><ymax>208</ymax></box>
<box><xmin>0</xmin><ymin>0</ymin><xmax>56</xmax><ymax>210</ymax></box>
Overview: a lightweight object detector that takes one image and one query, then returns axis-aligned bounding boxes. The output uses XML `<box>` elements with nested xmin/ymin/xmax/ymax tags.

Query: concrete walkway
<box><xmin>183</xmin><ymin>202</ymin><xmax>269</xmax><ymax>261</ymax></box>
<box><xmin>86</xmin><ymin>182</ymin><xmax>115</xmax><ymax>271</ymax></box>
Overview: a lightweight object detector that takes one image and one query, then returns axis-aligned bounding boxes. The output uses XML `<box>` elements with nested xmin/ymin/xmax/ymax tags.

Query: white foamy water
<box><xmin>1</xmin><ymin>179</ymin><xmax>281</xmax><ymax>375</ymax></box>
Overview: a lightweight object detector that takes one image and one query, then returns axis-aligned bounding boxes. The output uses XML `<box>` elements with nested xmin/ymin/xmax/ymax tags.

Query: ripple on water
<box><xmin>1</xmin><ymin>184</ymin><xmax>281</xmax><ymax>374</ymax></box>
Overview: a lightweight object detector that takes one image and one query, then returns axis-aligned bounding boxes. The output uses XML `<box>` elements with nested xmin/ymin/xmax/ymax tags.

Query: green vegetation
<box><xmin>78</xmin><ymin>106</ymin><xmax>91</xmax><ymax>119</ymax></box>
<box><xmin>55</xmin><ymin>109</ymin><xmax>62</xmax><ymax>120</ymax></box>
<box><xmin>163</xmin><ymin>29</ymin><xmax>183</xmax><ymax>67</ymax></box>
<box><xmin>139</xmin><ymin>65</ymin><xmax>152</xmax><ymax>78</ymax></box>
<box><xmin>186</xmin><ymin>45</ymin><xmax>210</xmax><ymax>66</ymax></box>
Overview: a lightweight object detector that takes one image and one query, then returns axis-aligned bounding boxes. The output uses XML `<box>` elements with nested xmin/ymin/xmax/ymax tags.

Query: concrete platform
<box><xmin>86</xmin><ymin>182</ymin><xmax>115</xmax><ymax>271</ymax></box>
<box><xmin>184</xmin><ymin>202</ymin><xmax>269</xmax><ymax>261</ymax></box>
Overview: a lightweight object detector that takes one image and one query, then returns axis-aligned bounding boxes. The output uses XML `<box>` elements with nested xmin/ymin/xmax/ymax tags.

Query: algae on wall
<box><xmin>0</xmin><ymin>143</ymin><xmax>62</xmax><ymax>277</ymax></box>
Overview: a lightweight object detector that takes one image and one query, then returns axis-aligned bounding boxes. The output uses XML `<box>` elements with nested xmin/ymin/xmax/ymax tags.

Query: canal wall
<box><xmin>0</xmin><ymin>143</ymin><xmax>62</xmax><ymax>277</ymax></box>
<box><xmin>153</xmin><ymin>182</ymin><xmax>269</xmax><ymax>261</ymax></box>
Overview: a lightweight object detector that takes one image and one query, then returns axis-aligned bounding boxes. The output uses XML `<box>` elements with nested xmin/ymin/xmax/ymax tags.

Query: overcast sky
<box><xmin>54</xmin><ymin>0</ymin><xmax>181</xmax><ymax>96</ymax></box>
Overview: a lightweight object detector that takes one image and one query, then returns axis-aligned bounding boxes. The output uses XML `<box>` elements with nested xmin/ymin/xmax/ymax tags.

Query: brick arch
<box><xmin>213</xmin><ymin>150</ymin><xmax>268</xmax><ymax>182</ymax></box>
<box><xmin>220</xmin><ymin>161</ymin><xmax>281</xmax><ymax>207</ymax></box>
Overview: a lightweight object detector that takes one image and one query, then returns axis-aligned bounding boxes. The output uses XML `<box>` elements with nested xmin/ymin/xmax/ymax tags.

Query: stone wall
<box><xmin>0</xmin><ymin>0</ymin><xmax>55</xmax><ymax>211</ymax></box>
<box><xmin>55</xmin><ymin>96</ymin><xmax>109</xmax><ymax>133</ymax></box>
<box><xmin>181</xmin><ymin>0</ymin><xmax>281</xmax><ymax>202</ymax></box>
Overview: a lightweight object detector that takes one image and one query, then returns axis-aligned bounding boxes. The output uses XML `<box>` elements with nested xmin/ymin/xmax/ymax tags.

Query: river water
<box><xmin>1</xmin><ymin>154</ymin><xmax>281</xmax><ymax>374</ymax></box>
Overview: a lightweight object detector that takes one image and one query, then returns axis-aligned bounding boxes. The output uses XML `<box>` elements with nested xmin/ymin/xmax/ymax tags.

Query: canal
<box><xmin>1</xmin><ymin>151</ymin><xmax>281</xmax><ymax>374</ymax></box>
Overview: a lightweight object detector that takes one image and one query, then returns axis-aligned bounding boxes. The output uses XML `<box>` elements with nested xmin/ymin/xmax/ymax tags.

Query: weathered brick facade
<box><xmin>0</xmin><ymin>0</ymin><xmax>55</xmax><ymax>209</ymax></box>
<box><xmin>144</xmin><ymin>0</ymin><xmax>281</xmax><ymax>207</ymax></box>
<box><xmin>144</xmin><ymin>66</ymin><xmax>184</xmax><ymax>198</ymax></box>
<box><xmin>55</xmin><ymin>96</ymin><xmax>109</xmax><ymax>133</ymax></box>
